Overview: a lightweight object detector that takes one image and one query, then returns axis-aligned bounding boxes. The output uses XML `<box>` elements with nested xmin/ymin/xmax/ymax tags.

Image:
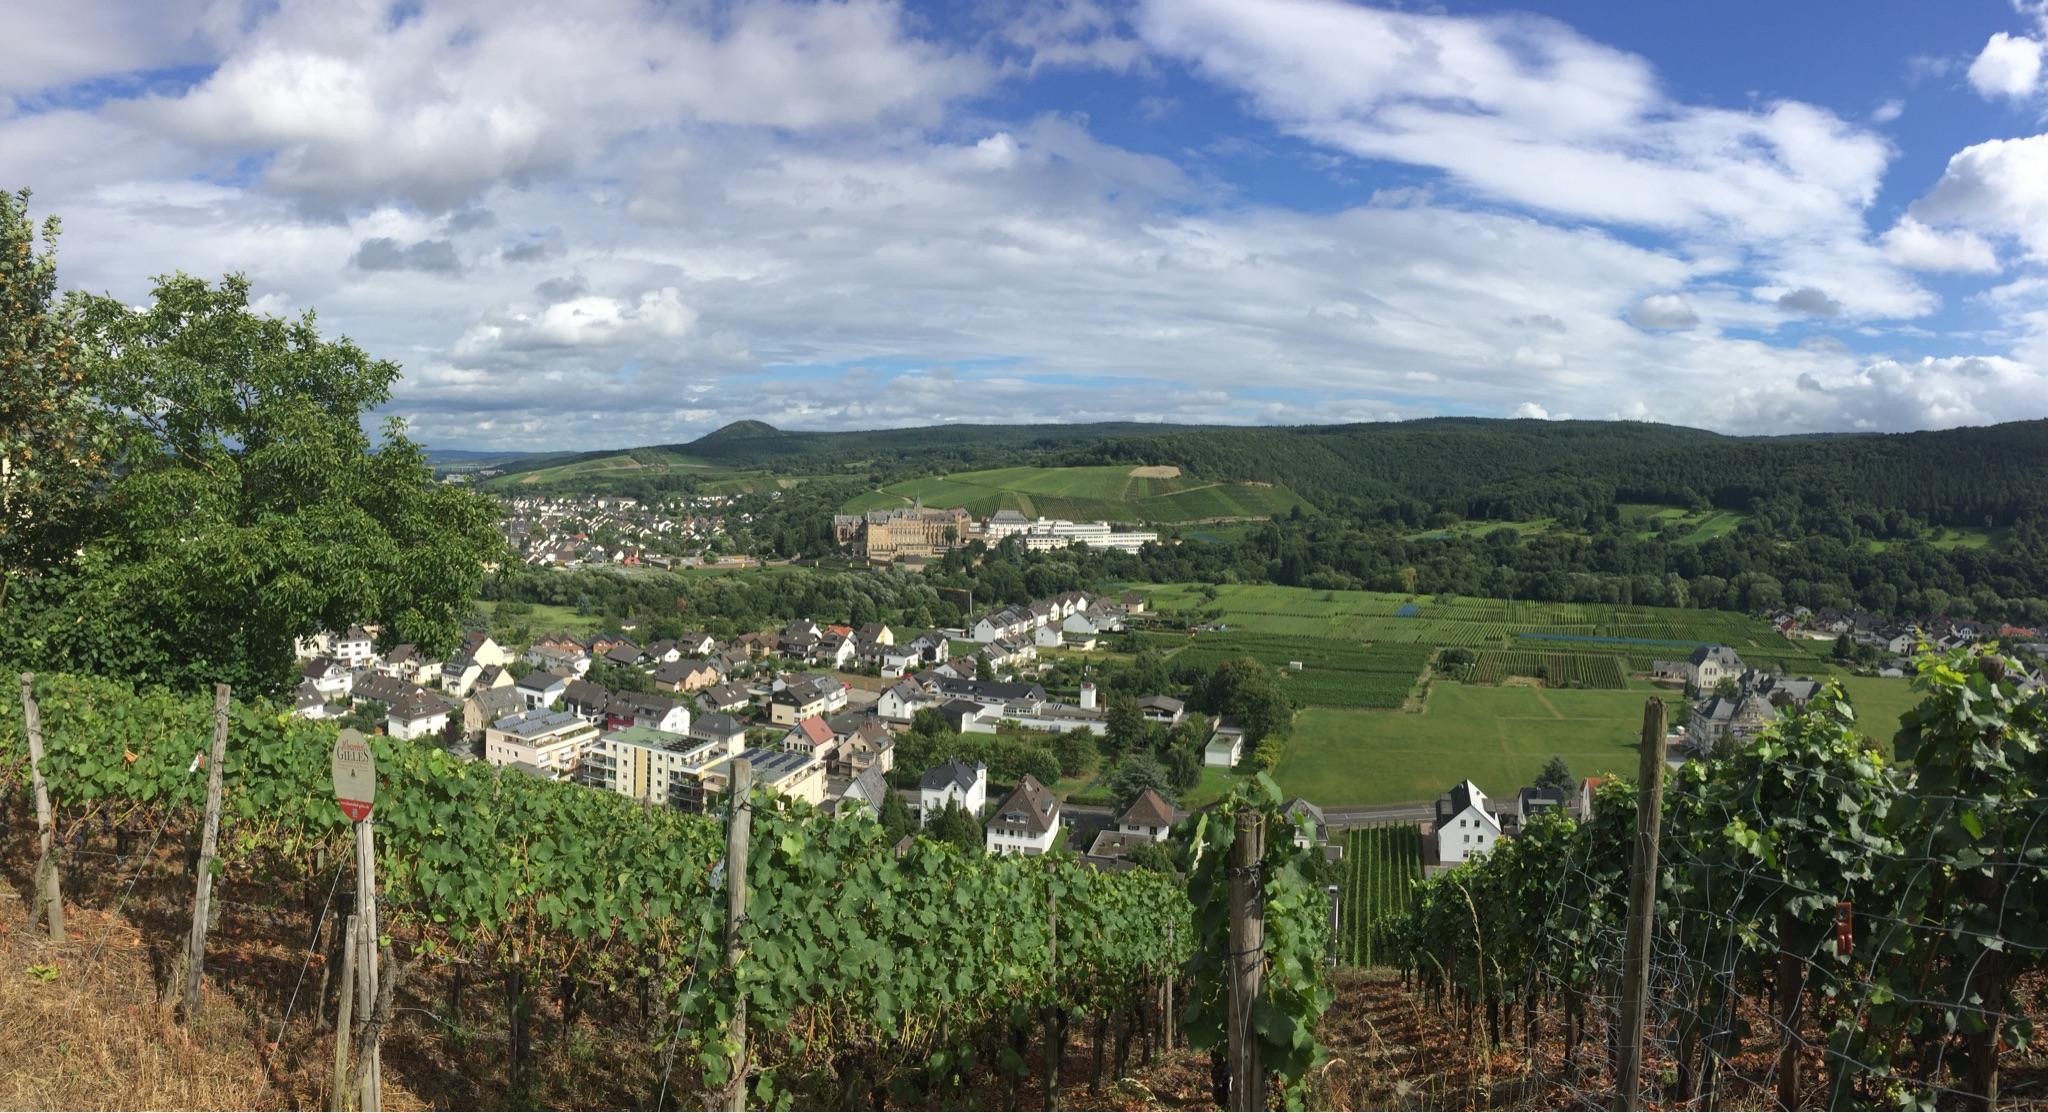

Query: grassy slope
<box><xmin>844</xmin><ymin>465</ymin><xmax>1309</xmax><ymax>523</ymax></box>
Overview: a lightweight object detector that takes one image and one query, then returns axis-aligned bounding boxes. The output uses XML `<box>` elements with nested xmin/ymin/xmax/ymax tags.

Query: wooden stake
<box><xmin>1227</xmin><ymin>809</ymin><xmax>1265</xmax><ymax>1112</ymax></box>
<box><xmin>19</xmin><ymin>673</ymin><xmax>63</xmax><ymax>943</ymax></box>
<box><xmin>1164</xmin><ymin>920</ymin><xmax>1176</xmax><ymax>1050</ymax></box>
<box><xmin>1615</xmin><ymin>698</ymin><xmax>1668</xmax><ymax>1109</ymax></box>
<box><xmin>1045</xmin><ymin>864</ymin><xmax>1061</xmax><ymax>1111</ymax></box>
<box><xmin>1776</xmin><ymin>910</ymin><xmax>1805</xmax><ymax>1109</ymax></box>
<box><xmin>354</xmin><ymin>820</ymin><xmax>382</xmax><ymax>1112</ymax></box>
<box><xmin>182</xmin><ymin>683</ymin><xmax>231</xmax><ymax>1016</ymax></box>
<box><xmin>723</xmin><ymin>758</ymin><xmax>753</xmax><ymax>1112</ymax></box>
<box><xmin>331</xmin><ymin>911</ymin><xmax>358</xmax><ymax>1112</ymax></box>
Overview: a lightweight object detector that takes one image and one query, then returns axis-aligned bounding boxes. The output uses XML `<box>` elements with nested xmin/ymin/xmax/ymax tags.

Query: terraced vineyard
<box><xmin>1336</xmin><ymin>824</ymin><xmax>1424</xmax><ymax>966</ymax></box>
<box><xmin>1141</xmin><ymin>631</ymin><xmax>1431</xmax><ymax>708</ymax></box>
<box><xmin>1468</xmin><ymin>650</ymin><xmax>1628</xmax><ymax>689</ymax></box>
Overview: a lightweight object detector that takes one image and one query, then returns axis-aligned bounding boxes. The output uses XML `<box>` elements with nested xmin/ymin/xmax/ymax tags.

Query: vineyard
<box><xmin>1141</xmin><ymin>630</ymin><xmax>1431</xmax><ymax>709</ymax></box>
<box><xmin>1334</xmin><ymin>825</ymin><xmax>1422</xmax><ymax>967</ymax></box>
<box><xmin>1468</xmin><ymin>650</ymin><xmax>1628</xmax><ymax>689</ymax></box>
<box><xmin>0</xmin><ymin>673</ymin><xmax>1336</xmax><ymax>1109</ymax></box>
<box><xmin>1390</xmin><ymin>650</ymin><xmax>2048</xmax><ymax>1109</ymax></box>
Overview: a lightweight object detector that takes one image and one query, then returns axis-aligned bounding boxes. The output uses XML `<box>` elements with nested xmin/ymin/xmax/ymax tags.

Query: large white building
<box><xmin>1002</xmin><ymin>517</ymin><xmax>1158</xmax><ymax>554</ymax></box>
<box><xmin>986</xmin><ymin>775</ymin><xmax>1062</xmax><ymax>856</ymax></box>
<box><xmin>575</xmin><ymin>725</ymin><xmax>740</xmax><ymax>806</ymax></box>
<box><xmin>918</xmin><ymin>759</ymin><xmax>986</xmax><ymax>823</ymax></box>
<box><xmin>1434</xmin><ymin>779</ymin><xmax>1503</xmax><ymax>865</ymax></box>
<box><xmin>484</xmin><ymin>708</ymin><xmax>601</xmax><ymax>780</ymax></box>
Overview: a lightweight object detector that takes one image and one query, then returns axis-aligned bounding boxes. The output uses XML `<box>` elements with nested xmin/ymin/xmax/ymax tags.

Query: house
<box><xmin>1136</xmin><ymin>695</ymin><xmax>1185</xmax><ymax>727</ymax></box>
<box><xmin>689</xmin><ymin>711</ymin><xmax>749</xmax><ymax>753</ymax></box>
<box><xmin>1502</xmin><ymin>786</ymin><xmax>1568</xmax><ymax>835</ymax></box>
<box><xmin>464</xmin><ymin>685</ymin><xmax>525</xmax><ymax>742</ymax></box>
<box><xmin>1085</xmin><ymin>830</ymin><xmax>1151</xmax><ymax>861</ymax></box>
<box><xmin>856</xmin><ymin>623</ymin><xmax>894</xmax><ymax>648</ymax></box>
<box><xmin>644</xmin><ymin>639</ymin><xmax>683</xmax><ymax>664</ymax></box>
<box><xmin>685</xmin><ymin>747</ymin><xmax>826</xmax><ymax>811</ymax></box>
<box><xmin>930</xmin><ymin>678</ymin><xmax>1047</xmax><ymax>711</ymax></box>
<box><xmin>575</xmin><ymin>726</ymin><xmax>736</xmax><ymax>806</ymax></box>
<box><xmin>1434</xmin><ymin>780</ymin><xmax>1501</xmax><ymax>864</ymax></box>
<box><xmin>301</xmin><ymin>658</ymin><xmax>353</xmax><ymax>701</ymax></box>
<box><xmin>782</xmin><ymin>715</ymin><xmax>837</xmax><ymax>764</ymax></box>
<box><xmin>515</xmin><ymin>669</ymin><xmax>572</xmax><ymax>711</ymax></box>
<box><xmin>770</xmin><ymin>675</ymin><xmax>844</xmax><ymax>725</ymax></box>
<box><xmin>1115</xmin><ymin>788</ymin><xmax>1176</xmax><ymax>842</ymax></box>
<box><xmin>476</xmin><ymin>664</ymin><xmax>513</xmax><ymax>692</ymax></box>
<box><xmin>386</xmin><ymin>690</ymin><xmax>455</xmax><ymax>741</ymax></box>
<box><xmin>294</xmin><ymin>680</ymin><xmax>342</xmax><ymax>720</ymax></box>
<box><xmin>816</xmin><ymin>632</ymin><xmax>859</xmax><ymax>670</ymax></box>
<box><xmin>1574</xmin><ymin>776</ymin><xmax>1611</xmax><ymax>821</ymax></box>
<box><xmin>348</xmin><ymin>670</ymin><xmax>419</xmax><ymax>709</ymax></box>
<box><xmin>1204</xmin><ymin>719</ymin><xmax>1248</xmax><ymax>768</ymax></box>
<box><xmin>986</xmin><ymin>775</ymin><xmax>1062</xmax><ymax>856</ymax></box>
<box><xmin>839</xmin><ymin>720</ymin><xmax>895</xmax><ymax>777</ymax></box>
<box><xmin>441</xmin><ymin>656</ymin><xmax>484</xmax><ymax>697</ymax></box>
<box><xmin>376</xmin><ymin>645</ymin><xmax>440</xmax><ymax>686</ymax></box>
<box><xmin>523</xmin><ymin>643</ymin><xmax>590</xmax><ymax>677</ymax></box>
<box><xmin>606</xmin><ymin>691</ymin><xmax>691</xmax><ymax>735</ymax></box>
<box><xmin>1282</xmin><ymin>798</ymin><xmax>1328</xmax><ymax>848</ymax></box>
<box><xmin>918</xmin><ymin>759</ymin><xmax>987</xmax><ymax>823</ymax></box>
<box><xmin>1687</xmin><ymin>690</ymin><xmax>1779</xmax><ymax>753</ymax></box>
<box><xmin>483</xmin><ymin>708</ymin><xmax>601</xmax><ymax>779</ymax></box>
<box><xmin>652</xmin><ymin>659</ymin><xmax>720</xmax><ymax>693</ymax></box>
<box><xmin>561</xmin><ymin>678</ymin><xmax>612</xmax><ymax>723</ymax></box>
<box><xmin>835</xmin><ymin>765</ymin><xmax>892</xmax><ymax>818</ymax></box>
<box><xmin>603</xmin><ymin>642</ymin><xmax>643</xmax><ymax>667</ymax></box>
<box><xmin>878</xmin><ymin>679</ymin><xmax>934</xmax><ymax>722</ymax></box>
<box><xmin>332</xmin><ymin>626</ymin><xmax>376</xmax><ymax>668</ymax></box>
<box><xmin>674</xmin><ymin>631</ymin><xmax>718</xmax><ymax>656</ymax></box>
<box><xmin>1656</xmin><ymin>645</ymin><xmax>1746</xmax><ymax>690</ymax></box>
<box><xmin>699</xmin><ymin>682</ymin><xmax>752</xmax><ymax>714</ymax></box>
<box><xmin>457</xmin><ymin>632</ymin><xmax>514</xmax><ymax>669</ymax></box>
<box><xmin>1120</xmin><ymin>590</ymin><xmax>1146</xmax><ymax>615</ymax></box>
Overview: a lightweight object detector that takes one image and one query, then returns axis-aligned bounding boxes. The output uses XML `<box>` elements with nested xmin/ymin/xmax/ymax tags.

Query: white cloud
<box><xmin>1967</xmin><ymin>31</ymin><xmax>2045</xmax><ymax>100</ymax></box>
<box><xmin>1511</xmin><ymin>402</ymin><xmax>1552</xmax><ymax>419</ymax></box>
<box><xmin>1880</xmin><ymin>217</ymin><xmax>2000</xmax><ymax>272</ymax></box>
<box><xmin>1870</xmin><ymin>99</ymin><xmax>1905</xmax><ymax>123</ymax></box>
<box><xmin>1911</xmin><ymin>133</ymin><xmax>2048</xmax><ymax>260</ymax></box>
<box><xmin>1627</xmin><ymin>294</ymin><xmax>1700</xmax><ymax>330</ymax></box>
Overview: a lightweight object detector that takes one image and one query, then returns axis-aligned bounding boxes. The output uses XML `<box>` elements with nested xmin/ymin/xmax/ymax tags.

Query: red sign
<box><xmin>333</xmin><ymin>729</ymin><xmax>376</xmax><ymax>822</ymax></box>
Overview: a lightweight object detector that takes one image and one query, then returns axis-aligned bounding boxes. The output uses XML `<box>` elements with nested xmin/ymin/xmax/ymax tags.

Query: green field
<box><xmin>1336</xmin><ymin>825</ymin><xmax>1423</xmax><ymax>966</ymax></box>
<box><xmin>1273</xmin><ymin>686</ymin><xmax>1672</xmax><ymax>806</ymax></box>
<box><xmin>843</xmin><ymin>465</ymin><xmax>1310</xmax><ymax>524</ymax></box>
<box><xmin>483</xmin><ymin>447</ymin><xmax>810</xmax><ymax>494</ymax></box>
<box><xmin>1835</xmin><ymin>675</ymin><xmax>1923</xmax><ymax>748</ymax></box>
<box><xmin>478</xmin><ymin>599</ymin><xmax>605</xmax><ymax>639</ymax></box>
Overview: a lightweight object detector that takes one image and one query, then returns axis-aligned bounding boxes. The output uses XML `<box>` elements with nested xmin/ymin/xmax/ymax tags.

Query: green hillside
<box><xmin>842</xmin><ymin>465</ymin><xmax>1309</xmax><ymax>523</ymax></box>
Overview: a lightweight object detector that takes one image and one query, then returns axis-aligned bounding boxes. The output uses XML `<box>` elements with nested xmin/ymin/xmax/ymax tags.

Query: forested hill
<box><xmin>489</xmin><ymin>417</ymin><xmax>2048</xmax><ymax>528</ymax></box>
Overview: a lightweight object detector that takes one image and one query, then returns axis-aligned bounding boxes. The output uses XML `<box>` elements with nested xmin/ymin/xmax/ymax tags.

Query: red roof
<box><xmin>794</xmin><ymin>715</ymin><xmax>833</xmax><ymax>745</ymax></box>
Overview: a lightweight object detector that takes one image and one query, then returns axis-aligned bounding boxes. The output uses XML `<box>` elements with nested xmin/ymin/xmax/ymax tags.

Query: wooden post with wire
<box><xmin>182</xmin><ymin>683</ymin><xmax>231</xmax><ymax>1018</ymax></box>
<box><xmin>19</xmin><ymin>673</ymin><xmax>64</xmax><ymax>943</ymax></box>
<box><xmin>354</xmin><ymin>819</ymin><xmax>382</xmax><ymax>1112</ymax></box>
<box><xmin>1616</xmin><ymin>697</ymin><xmax>1668</xmax><ymax>1108</ymax></box>
<box><xmin>723</xmin><ymin>757</ymin><xmax>754</xmax><ymax>1112</ymax></box>
<box><xmin>1227</xmin><ymin>808</ymin><xmax>1265</xmax><ymax>1112</ymax></box>
<box><xmin>331</xmin><ymin>911</ymin><xmax>359</xmax><ymax>1112</ymax></box>
<box><xmin>332</xmin><ymin>728</ymin><xmax>380</xmax><ymax>1111</ymax></box>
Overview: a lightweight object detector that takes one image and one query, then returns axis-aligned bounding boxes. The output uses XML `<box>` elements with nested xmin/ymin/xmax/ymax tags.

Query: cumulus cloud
<box><xmin>1880</xmin><ymin>217</ymin><xmax>2000</xmax><ymax>272</ymax></box>
<box><xmin>1511</xmin><ymin>402</ymin><xmax>1552</xmax><ymax>419</ymax></box>
<box><xmin>1911</xmin><ymin>133</ymin><xmax>2048</xmax><ymax>260</ymax></box>
<box><xmin>1628</xmin><ymin>294</ymin><xmax>1700</xmax><ymax>330</ymax></box>
<box><xmin>1968</xmin><ymin>31</ymin><xmax>2045</xmax><ymax>100</ymax></box>
<box><xmin>352</xmin><ymin>236</ymin><xmax>463</xmax><ymax>275</ymax></box>
<box><xmin>1776</xmin><ymin>287</ymin><xmax>1844</xmax><ymax>318</ymax></box>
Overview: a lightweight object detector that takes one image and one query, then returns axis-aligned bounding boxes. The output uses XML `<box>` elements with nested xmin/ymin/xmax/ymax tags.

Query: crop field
<box><xmin>1468</xmin><ymin>650</ymin><xmax>1628</xmax><ymax>689</ymax></box>
<box><xmin>842</xmin><ymin>465</ymin><xmax>1310</xmax><ymax>523</ymax></box>
<box><xmin>1336</xmin><ymin>824</ymin><xmax>1423</xmax><ymax>967</ymax></box>
<box><xmin>1140</xmin><ymin>631</ymin><xmax>1431</xmax><ymax>708</ymax></box>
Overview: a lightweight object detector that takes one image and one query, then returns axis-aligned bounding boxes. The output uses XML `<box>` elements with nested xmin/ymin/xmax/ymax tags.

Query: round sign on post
<box><xmin>333</xmin><ymin>728</ymin><xmax>376</xmax><ymax>823</ymax></box>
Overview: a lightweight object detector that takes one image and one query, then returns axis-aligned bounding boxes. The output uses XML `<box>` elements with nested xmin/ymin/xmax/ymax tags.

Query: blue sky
<box><xmin>6</xmin><ymin>0</ymin><xmax>2048</xmax><ymax>448</ymax></box>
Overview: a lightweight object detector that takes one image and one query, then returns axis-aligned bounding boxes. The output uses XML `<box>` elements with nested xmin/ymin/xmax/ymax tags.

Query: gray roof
<box><xmin>690</xmin><ymin>711</ymin><xmax>746</xmax><ymax>740</ymax></box>
<box><xmin>921</xmin><ymin>758</ymin><xmax>983</xmax><ymax>793</ymax></box>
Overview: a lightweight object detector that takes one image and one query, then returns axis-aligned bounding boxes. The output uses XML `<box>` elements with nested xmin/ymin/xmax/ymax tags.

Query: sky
<box><xmin>8</xmin><ymin>0</ymin><xmax>2048</xmax><ymax>450</ymax></box>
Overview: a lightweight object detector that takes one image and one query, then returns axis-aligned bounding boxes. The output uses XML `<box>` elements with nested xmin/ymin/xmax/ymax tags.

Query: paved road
<box><xmin>1320</xmin><ymin>801</ymin><xmax>1434</xmax><ymax>827</ymax></box>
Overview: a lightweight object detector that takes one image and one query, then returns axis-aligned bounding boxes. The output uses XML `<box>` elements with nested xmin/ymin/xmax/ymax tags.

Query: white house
<box><xmin>516</xmin><ymin>669</ymin><xmax>572</xmax><ymax>711</ymax></box>
<box><xmin>300</xmin><ymin>658</ymin><xmax>353</xmax><ymax>701</ymax></box>
<box><xmin>1204</xmin><ymin>719</ymin><xmax>1247</xmax><ymax>768</ymax></box>
<box><xmin>918</xmin><ymin>759</ymin><xmax>987</xmax><ymax>823</ymax></box>
<box><xmin>484</xmin><ymin>708</ymin><xmax>601</xmax><ymax>779</ymax></box>
<box><xmin>1434</xmin><ymin>779</ymin><xmax>1502</xmax><ymax>865</ymax></box>
<box><xmin>878</xmin><ymin>679</ymin><xmax>934</xmax><ymax>723</ymax></box>
<box><xmin>386</xmin><ymin>690</ymin><xmax>455</xmax><ymax>741</ymax></box>
<box><xmin>1115</xmin><ymin>788</ymin><xmax>1175</xmax><ymax>841</ymax></box>
<box><xmin>332</xmin><ymin>626</ymin><xmax>376</xmax><ymax>668</ymax></box>
<box><xmin>986</xmin><ymin>775</ymin><xmax>1061</xmax><ymax>856</ymax></box>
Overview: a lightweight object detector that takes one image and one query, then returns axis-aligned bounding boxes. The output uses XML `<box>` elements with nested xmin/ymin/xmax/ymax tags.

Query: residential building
<box><xmin>386</xmin><ymin>690</ymin><xmax>455</xmax><ymax>741</ymax></box>
<box><xmin>516</xmin><ymin>669</ymin><xmax>572</xmax><ymax>711</ymax></box>
<box><xmin>576</xmin><ymin>725</ymin><xmax>738</xmax><ymax>806</ymax></box>
<box><xmin>689</xmin><ymin>711</ymin><xmax>748</xmax><ymax>753</ymax></box>
<box><xmin>834</xmin><ymin>503</ymin><xmax>973</xmax><ymax>562</ymax></box>
<box><xmin>1115</xmin><ymin>789</ymin><xmax>1176</xmax><ymax>842</ymax></box>
<box><xmin>782</xmin><ymin>715</ymin><xmax>837</xmax><ymax>764</ymax></box>
<box><xmin>301</xmin><ymin>658</ymin><xmax>353</xmax><ymax>701</ymax></box>
<box><xmin>605</xmin><ymin>691</ymin><xmax>691</xmax><ymax>735</ymax></box>
<box><xmin>986</xmin><ymin>775</ymin><xmax>1062</xmax><ymax>856</ymax></box>
<box><xmin>483</xmin><ymin>708</ymin><xmax>600</xmax><ymax>780</ymax></box>
<box><xmin>835</xmin><ymin>765</ymin><xmax>891</xmax><ymax>818</ymax></box>
<box><xmin>1434</xmin><ymin>779</ymin><xmax>1501</xmax><ymax>865</ymax></box>
<box><xmin>680</xmin><ymin>747</ymin><xmax>826</xmax><ymax>812</ymax></box>
<box><xmin>918</xmin><ymin>759</ymin><xmax>987</xmax><ymax>823</ymax></box>
<box><xmin>770</xmin><ymin>675</ymin><xmax>844</xmax><ymax>725</ymax></box>
<box><xmin>1204</xmin><ymin>719</ymin><xmax>1248</xmax><ymax>768</ymax></box>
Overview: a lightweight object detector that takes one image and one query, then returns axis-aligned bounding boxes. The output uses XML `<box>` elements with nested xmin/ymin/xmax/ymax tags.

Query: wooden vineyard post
<box><xmin>182</xmin><ymin>683</ymin><xmax>231</xmax><ymax>1018</ymax></box>
<box><xmin>19</xmin><ymin>673</ymin><xmax>63</xmax><ymax>943</ymax></box>
<box><xmin>332</xmin><ymin>729</ymin><xmax>380</xmax><ymax>1112</ymax></box>
<box><xmin>331</xmin><ymin>911</ymin><xmax>359</xmax><ymax>1112</ymax></box>
<box><xmin>1227</xmin><ymin>809</ymin><xmax>1265</xmax><ymax>1112</ymax></box>
<box><xmin>723</xmin><ymin>758</ymin><xmax>753</xmax><ymax>1113</ymax></box>
<box><xmin>1164</xmin><ymin>920</ymin><xmax>1176</xmax><ymax>1050</ymax></box>
<box><xmin>1615</xmin><ymin>698</ymin><xmax>1668</xmax><ymax>1109</ymax></box>
<box><xmin>1776</xmin><ymin>909</ymin><xmax>1803</xmax><ymax>1109</ymax></box>
<box><xmin>1045</xmin><ymin>862</ymin><xmax>1061</xmax><ymax>1111</ymax></box>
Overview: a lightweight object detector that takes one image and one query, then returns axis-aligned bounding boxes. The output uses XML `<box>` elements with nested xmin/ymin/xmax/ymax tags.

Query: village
<box><xmin>494</xmin><ymin>491</ymin><xmax>753</xmax><ymax>570</ymax></box>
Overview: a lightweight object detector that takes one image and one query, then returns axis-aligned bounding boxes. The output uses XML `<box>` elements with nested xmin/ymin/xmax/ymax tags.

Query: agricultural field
<box><xmin>1618</xmin><ymin>504</ymin><xmax>1749</xmax><ymax>545</ymax></box>
<box><xmin>1468</xmin><ymin>650</ymin><xmax>1627</xmax><ymax>689</ymax></box>
<box><xmin>842</xmin><ymin>465</ymin><xmax>1310</xmax><ymax>524</ymax></box>
<box><xmin>482</xmin><ymin>447</ymin><xmax>809</xmax><ymax>494</ymax></box>
<box><xmin>476</xmin><ymin>599</ymin><xmax>606</xmax><ymax>639</ymax></box>
<box><xmin>1272</xmin><ymin>688</ymin><xmax>1675</xmax><ymax>806</ymax></box>
<box><xmin>1140</xmin><ymin>630</ymin><xmax>1431</xmax><ymax>709</ymax></box>
<box><xmin>1336</xmin><ymin>825</ymin><xmax>1423</xmax><ymax>967</ymax></box>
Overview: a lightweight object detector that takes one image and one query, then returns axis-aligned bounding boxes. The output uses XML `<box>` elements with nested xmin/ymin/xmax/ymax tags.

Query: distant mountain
<box><xmin>482</xmin><ymin>416</ymin><xmax>2048</xmax><ymax>528</ymax></box>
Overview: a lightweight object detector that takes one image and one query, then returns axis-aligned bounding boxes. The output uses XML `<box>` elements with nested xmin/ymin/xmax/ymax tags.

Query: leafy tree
<box><xmin>974</xmin><ymin>653</ymin><xmax>994</xmax><ymax>682</ymax></box>
<box><xmin>1202</xmin><ymin>657</ymin><xmax>1295</xmax><ymax>744</ymax></box>
<box><xmin>1</xmin><ymin>265</ymin><xmax>503</xmax><ymax>695</ymax></box>
<box><xmin>439</xmin><ymin>705</ymin><xmax>467</xmax><ymax>753</ymax></box>
<box><xmin>1104</xmin><ymin>695</ymin><xmax>1147</xmax><ymax>761</ymax></box>
<box><xmin>1714</xmin><ymin>676</ymin><xmax>1740</xmax><ymax>698</ymax></box>
<box><xmin>878</xmin><ymin>787</ymin><xmax>916</xmax><ymax>844</ymax></box>
<box><xmin>1127</xmin><ymin>839</ymin><xmax>1179</xmax><ymax>875</ymax></box>
<box><xmin>340</xmin><ymin>699</ymin><xmax>388</xmax><ymax>736</ymax></box>
<box><xmin>1108</xmin><ymin>753</ymin><xmax>1174</xmax><ymax>805</ymax></box>
<box><xmin>0</xmin><ymin>189</ymin><xmax>112</xmax><ymax>591</ymax></box>
<box><xmin>1052</xmin><ymin>729</ymin><xmax>1097</xmax><ymax>778</ymax></box>
<box><xmin>588</xmin><ymin>660</ymin><xmax>652</xmax><ymax>694</ymax></box>
<box><xmin>928</xmin><ymin>800</ymin><xmax>983</xmax><ymax>855</ymax></box>
<box><xmin>1534</xmin><ymin>755</ymin><xmax>1574</xmax><ymax>795</ymax></box>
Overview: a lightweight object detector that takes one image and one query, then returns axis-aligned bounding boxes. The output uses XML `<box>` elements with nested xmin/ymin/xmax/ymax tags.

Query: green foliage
<box><xmin>1334</xmin><ymin>824</ymin><xmax>1422</xmax><ymax>966</ymax></box>
<box><xmin>1198</xmin><ymin>657</ymin><xmax>1295</xmax><ymax>745</ymax></box>
<box><xmin>927</xmin><ymin>800</ymin><xmax>983</xmax><ymax>855</ymax></box>
<box><xmin>1182</xmin><ymin>774</ymin><xmax>1334</xmax><ymax>1105</ymax></box>
<box><xmin>1533</xmin><ymin>756</ymin><xmax>1573</xmax><ymax>795</ymax></box>
<box><xmin>1107</xmin><ymin>753</ymin><xmax>1173</xmax><ymax>805</ymax></box>
<box><xmin>1</xmin><ymin>268</ymin><xmax>503</xmax><ymax>695</ymax></box>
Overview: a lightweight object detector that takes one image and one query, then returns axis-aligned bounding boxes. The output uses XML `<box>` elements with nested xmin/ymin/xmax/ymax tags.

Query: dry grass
<box><xmin>0</xmin><ymin>893</ymin><xmax>277</xmax><ymax>1111</ymax></box>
